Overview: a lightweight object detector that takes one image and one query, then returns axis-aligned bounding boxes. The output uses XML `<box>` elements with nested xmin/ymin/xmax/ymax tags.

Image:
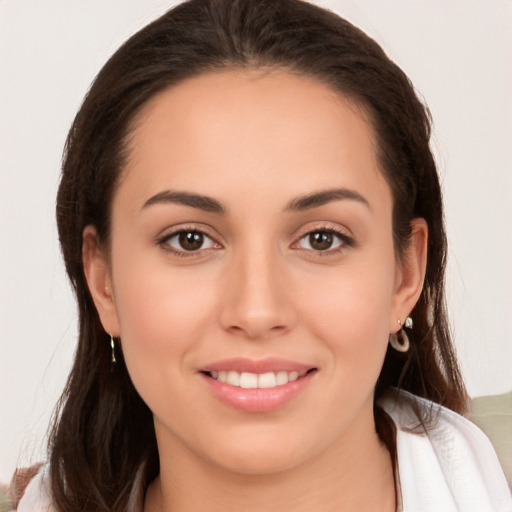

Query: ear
<box><xmin>82</xmin><ymin>225</ymin><xmax>120</xmax><ymax>336</ymax></box>
<box><xmin>390</xmin><ymin>218</ymin><xmax>428</xmax><ymax>332</ymax></box>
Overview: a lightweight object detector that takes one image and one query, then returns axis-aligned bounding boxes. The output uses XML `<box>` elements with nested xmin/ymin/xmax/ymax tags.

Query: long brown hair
<box><xmin>51</xmin><ymin>0</ymin><xmax>468</xmax><ymax>510</ymax></box>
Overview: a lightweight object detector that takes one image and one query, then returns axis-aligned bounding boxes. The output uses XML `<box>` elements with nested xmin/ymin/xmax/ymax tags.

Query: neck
<box><xmin>145</xmin><ymin>405</ymin><xmax>396</xmax><ymax>512</ymax></box>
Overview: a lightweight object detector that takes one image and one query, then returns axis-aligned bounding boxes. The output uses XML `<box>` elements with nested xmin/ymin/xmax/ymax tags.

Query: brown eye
<box><xmin>309</xmin><ymin>232</ymin><xmax>334</xmax><ymax>250</ymax></box>
<box><xmin>179</xmin><ymin>231</ymin><xmax>204</xmax><ymax>251</ymax></box>
<box><xmin>297</xmin><ymin>230</ymin><xmax>345</xmax><ymax>252</ymax></box>
<box><xmin>163</xmin><ymin>230</ymin><xmax>216</xmax><ymax>253</ymax></box>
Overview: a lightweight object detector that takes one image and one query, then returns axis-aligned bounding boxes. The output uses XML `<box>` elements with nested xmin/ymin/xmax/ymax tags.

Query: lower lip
<box><xmin>200</xmin><ymin>371</ymin><xmax>316</xmax><ymax>412</ymax></box>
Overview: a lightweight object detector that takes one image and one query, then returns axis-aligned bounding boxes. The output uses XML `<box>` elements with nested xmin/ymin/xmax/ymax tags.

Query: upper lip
<box><xmin>200</xmin><ymin>357</ymin><xmax>315</xmax><ymax>374</ymax></box>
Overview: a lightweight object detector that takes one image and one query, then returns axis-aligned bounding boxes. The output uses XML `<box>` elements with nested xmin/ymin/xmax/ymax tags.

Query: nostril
<box><xmin>225</xmin><ymin>320</ymin><xmax>289</xmax><ymax>341</ymax></box>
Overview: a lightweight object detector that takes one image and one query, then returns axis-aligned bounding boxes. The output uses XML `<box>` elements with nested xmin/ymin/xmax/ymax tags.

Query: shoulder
<box><xmin>12</xmin><ymin>464</ymin><xmax>56</xmax><ymax>512</ymax></box>
<box><xmin>12</xmin><ymin>462</ymin><xmax>146</xmax><ymax>512</ymax></box>
<box><xmin>379</xmin><ymin>388</ymin><xmax>512</xmax><ymax>512</ymax></box>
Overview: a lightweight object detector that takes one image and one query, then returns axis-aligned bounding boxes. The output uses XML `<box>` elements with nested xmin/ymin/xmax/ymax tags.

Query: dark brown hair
<box><xmin>51</xmin><ymin>0</ymin><xmax>468</xmax><ymax>510</ymax></box>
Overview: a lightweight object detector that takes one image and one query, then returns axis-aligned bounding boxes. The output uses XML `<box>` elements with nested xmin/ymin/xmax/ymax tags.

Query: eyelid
<box><xmin>291</xmin><ymin>223</ymin><xmax>356</xmax><ymax>253</ymax></box>
<box><xmin>156</xmin><ymin>224</ymin><xmax>223</xmax><ymax>255</ymax></box>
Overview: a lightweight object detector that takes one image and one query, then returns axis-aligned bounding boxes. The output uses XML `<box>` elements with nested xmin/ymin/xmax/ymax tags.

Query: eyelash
<box><xmin>157</xmin><ymin>226</ymin><xmax>219</xmax><ymax>257</ymax></box>
<box><xmin>157</xmin><ymin>226</ymin><xmax>354</xmax><ymax>257</ymax></box>
<box><xmin>294</xmin><ymin>226</ymin><xmax>355</xmax><ymax>256</ymax></box>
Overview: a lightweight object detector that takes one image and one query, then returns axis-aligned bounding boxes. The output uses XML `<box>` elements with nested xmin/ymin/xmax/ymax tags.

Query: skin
<box><xmin>83</xmin><ymin>70</ymin><xmax>427</xmax><ymax>512</ymax></box>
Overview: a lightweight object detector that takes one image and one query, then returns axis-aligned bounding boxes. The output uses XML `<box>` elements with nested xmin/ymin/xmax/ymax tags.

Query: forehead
<box><xmin>120</xmin><ymin>69</ymin><xmax>388</xmax><ymax>210</ymax></box>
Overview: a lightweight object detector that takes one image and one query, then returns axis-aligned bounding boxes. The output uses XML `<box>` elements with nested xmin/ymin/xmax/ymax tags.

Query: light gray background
<box><xmin>1</xmin><ymin>0</ymin><xmax>511</xmax><ymax>483</ymax></box>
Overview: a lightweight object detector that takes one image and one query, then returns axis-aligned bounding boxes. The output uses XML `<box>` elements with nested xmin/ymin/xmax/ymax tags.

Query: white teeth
<box><xmin>210</xmin><ymin>369</ymin><xmax>309</xmax><ymax>389</ymax></box>
<box><xmin>226</xmin><ymin>371</ymin><xmax>240</xmax><ymax>386</ymax></box>
<box><xmin>258</xmin><ymin>372</ymin><xmax>276</xmax><ymax>388</ymax></box>
<box><xmin>276</xmin><ymin>371</ymin><xmax>289</xmax><ymax>385</ymax></box>
<box><xmin>239</xmin><ymin>372</ymin><xmax>258</xmax><ymax>389</ymax></box>
<box><xmin>288</xmin><ymin>371</ymin><xmax>299</xmax><ymax>382</ymax></box>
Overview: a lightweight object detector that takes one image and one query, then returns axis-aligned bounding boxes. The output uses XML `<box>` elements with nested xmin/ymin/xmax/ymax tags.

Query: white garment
<box><xmin>16</xmin><ymin>389</ymin><xmax>512</xmax><ymax>512</ymax></box>
<box><xmin>379</xmin><ymin>389</ymin><xmax>511</xmax><ymax>511</ymax></box>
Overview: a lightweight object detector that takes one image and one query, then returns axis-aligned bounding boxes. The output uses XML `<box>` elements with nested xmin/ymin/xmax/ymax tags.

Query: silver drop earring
<box><xmin>389</xmin><ymin>316</ymin><xmax>413</xmax><ymax>352</ymax></box>
<box><xmin>110</xmin><ymin>334</ymin><xmax>117</xmax><ymax>363</ymax></box>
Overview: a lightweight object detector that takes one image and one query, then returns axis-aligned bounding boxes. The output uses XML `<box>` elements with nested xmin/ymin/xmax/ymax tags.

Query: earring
<box><xmin>389</xmin><ymin>316</ymin><xmax>413</xmax><ymax>352</ymax></box>
<box><xmin>110</xmin><ymin>334</ymin><xmax>117</xmax><ymax>363</ymax></box>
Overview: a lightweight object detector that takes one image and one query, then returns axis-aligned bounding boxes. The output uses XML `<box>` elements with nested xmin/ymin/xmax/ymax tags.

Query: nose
<box><xmin>219</xmin><ymin>244</ymin><xmax>296</xmax><ymax>340</ymax></box>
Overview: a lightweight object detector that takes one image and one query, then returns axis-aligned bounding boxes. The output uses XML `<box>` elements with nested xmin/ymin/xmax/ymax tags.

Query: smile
<box><xmin>200</xmin><ymin>358</ymin><xmax>317</xmax><ymax>412</ymax></box>
<box><xmin>206</xmin><ymin>369</ymin><xmax>309</xmax><ymax>389</ymax></box>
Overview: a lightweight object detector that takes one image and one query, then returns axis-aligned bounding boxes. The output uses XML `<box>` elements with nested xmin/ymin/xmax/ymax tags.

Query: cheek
<box><xmin>294</xmin><ymin>258</ymin><xmax>396</xmax><ymax>425</ymax></box>
<box><xmin>112</xmin><ymin>240</ymin><xmax>217</xmax><ymax>332</ymax></box>
<box><xmin>296</xmin><ymin>250</ymin><xmax>396</xmax><ymax>363</ymax></box>
<box><xmin>110</xmin><ymin>257</ymin><xmax>218</xmax><ymax>395</ymax></box>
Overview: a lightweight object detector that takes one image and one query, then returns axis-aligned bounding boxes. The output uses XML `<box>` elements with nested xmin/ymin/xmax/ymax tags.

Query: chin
<box><xmin>212</xmin><ymin>448</ymin><xmax>306</xmax><ymax>476</ymax></box>
<box><xmin>199</xmin><ymin>428</ymin><xmax>315</xmax><ymax>476</ymax></box>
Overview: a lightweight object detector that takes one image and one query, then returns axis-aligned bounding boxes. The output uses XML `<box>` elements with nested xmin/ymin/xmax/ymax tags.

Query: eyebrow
<box><xmin>141</xmin><ymin>187</ymin><xmax>369</xmax><ymax>215</ymax></box>
<box><xmin>285</xmin><ymin>188</ymin><xmax>370</xmax><ymax>212</ymax></box>
<box><xmin>142</xmin><ymin>190</ymin><xmax>226</xmax><ymax>214</ymax></box>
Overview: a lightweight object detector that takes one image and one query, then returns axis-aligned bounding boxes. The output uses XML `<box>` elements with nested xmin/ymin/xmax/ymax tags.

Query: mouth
<box><xmin>201</xmin><ymin>368</ymin><xmax>316</xmax><ymax>389</ymax></box>
<box><xmin>199</xmin><ymin>358</ymin><xmax>318</xmax><ymax>412</ymax></box>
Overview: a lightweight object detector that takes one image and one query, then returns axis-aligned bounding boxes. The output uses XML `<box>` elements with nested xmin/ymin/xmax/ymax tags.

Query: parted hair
<box><xmin>51</xmin><ymin>0</ymin><xmax>468</xmax><ymax>510</ymax></box>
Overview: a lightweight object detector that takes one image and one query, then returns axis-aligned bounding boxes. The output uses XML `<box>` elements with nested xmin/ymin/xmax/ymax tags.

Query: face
<box><xmin>84</xmin><ymin>70</ymin><xmax>426</xmax><ymax>475</ymax></box>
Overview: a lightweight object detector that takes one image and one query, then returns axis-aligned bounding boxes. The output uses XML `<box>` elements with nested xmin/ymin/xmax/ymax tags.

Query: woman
<box><xmin>13</xmin><ymin>0</ymin><xmax>511</xmax><ymax>511</ymax></box>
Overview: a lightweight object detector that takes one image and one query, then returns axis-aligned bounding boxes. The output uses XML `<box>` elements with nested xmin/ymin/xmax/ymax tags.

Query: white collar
<box><xmin>379</xmin><ymin>388</ymin><xmax>511</xmax><ymax>511</ymax></box>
